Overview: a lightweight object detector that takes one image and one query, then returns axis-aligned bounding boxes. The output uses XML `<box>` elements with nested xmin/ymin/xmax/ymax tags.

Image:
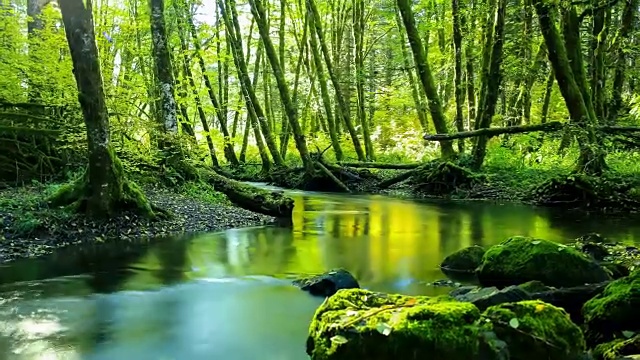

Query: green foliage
<box><xmin>0</xmin><ymin>183</ymin><xmax>73</xmax><ymax>237</ymax></box>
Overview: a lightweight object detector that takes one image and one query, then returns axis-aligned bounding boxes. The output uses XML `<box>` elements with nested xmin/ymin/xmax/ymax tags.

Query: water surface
<box><xmin>1</xmin><ymin>187</ymin><xmax>640</xmax><ymax>359</ymax></box>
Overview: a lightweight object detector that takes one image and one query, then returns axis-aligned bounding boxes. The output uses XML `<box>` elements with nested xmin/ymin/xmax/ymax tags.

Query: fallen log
<box><xmin>203</xmin><ymin>171</ymin><xmax>294</xmax><ymax>219</ymax></box>
<box><xmin>338</xmin><ymin>161</ymin><xmax>422</xmax><ymax>170</ymax></box>
<box><xmin>315</xmin><ymin>162</ymin><xmax>351</xmax><ymax>193</ymax></box>
<box><xmin>424</xmin><ymin>121</ymin><xmax>565</xmax><ymax>141</ymax></box>
<box><xmin>423</xmin><ymin>121</ymin><xmax>640</xmax><ymax>141</ymax></box>
<box><xmin>378</xmin><ymin>169</ymin><xmax>419</xmax><ymax>189</ymax></box>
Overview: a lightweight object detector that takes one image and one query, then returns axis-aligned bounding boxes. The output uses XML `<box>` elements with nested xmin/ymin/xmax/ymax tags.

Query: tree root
<box><xmin>529</xmin><ymin>173</ymin><xmax>640</xmax><ymax>210</ymax></box>
<box><xmin>411</xmin><ymin>162</ymin><xmax>484</xmax><ymax>195</ymax></box>
<box><xmin>48</xmin><ymin>160</ymin><xmax>166</xmax><ymax>219</ymax></box>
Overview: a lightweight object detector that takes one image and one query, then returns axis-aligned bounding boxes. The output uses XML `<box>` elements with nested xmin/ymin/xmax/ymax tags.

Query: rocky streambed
<box><xmin>294</xmin><ymin>234</ymin><xmax>640</xmax><ymax>360</ymax></box>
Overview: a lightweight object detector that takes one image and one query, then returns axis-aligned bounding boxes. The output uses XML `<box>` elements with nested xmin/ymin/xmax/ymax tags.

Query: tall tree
<box><xmin>397</xmin><ymin>0</ymin><xmax>456</xmax><ymax>159</ymax></box>
<box><xmin>52</xmin><ymin>0</ymin><xmax>155</xmax><ymax>217</ymax></box>
<box><xmin>149</xmin><ymin>0</ymin><xmax>178</xmax><ymax>134</ymax></box>
<box><xmin>248</xmin><ymin>0</ymin><xmax>314</xmax><ymax>172</ymax></box>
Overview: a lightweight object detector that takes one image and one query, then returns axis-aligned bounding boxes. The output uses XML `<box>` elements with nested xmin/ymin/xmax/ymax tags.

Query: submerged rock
<box><xmin>305</xmin><ymin>289</ymin><xmax>500</xmax><ymax>360</ymax></box>
<box><xmin>441</xmin><ymin>245</ymin><xmax>486</xmax><ymax>273</ymax></box>
<box><xmin>477</xmin><ymin>236</ymin><xmax>611</xmax><ymax>288</ymax></box>
<box><xmin>593</xmin><ymin>335</ymin><xmax>640</xmax><ymax>360</ymax></box>
<box><xmin>583</xmin><ymin>270</ymin><xmax>640</xmax><ymax>345</ymax></box>
<box><xmin>293</xmin><ymin>269</ymin><xmax>359</xmax><ymax>297</ymax></box>
<box><xmin>482</xmin><ymin>300</ymin><xmax>586</xmax><ymax>360</ymax></box>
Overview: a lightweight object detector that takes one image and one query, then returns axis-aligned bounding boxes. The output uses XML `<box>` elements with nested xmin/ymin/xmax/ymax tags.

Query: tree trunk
<box><xmin>589</xmin><ymin>2</ymin><xmax>608</xmax><ymax>121</ymax></box>
<box><xmin>452</xmin><ymin>0</ymin><xmax>465</xmax><ymax>152</ymax></box>
<box><xmin>609</xmin><ymin>0</ymin><xmax>639</xmax><ymax>121</ymax></box>
<box><xmin>184</xmin><ymin>1</ymin><xmax>239</xmax><ymax>165</ymax></box>
<box><xmin>53</xmin><ymin>0</ymin><xmax>155</xmax><ymax>218</ymax></box>
<box><xmin>308</xmin><ymin>0</ymin><xmax>367</xmax><ymax>161</ymax></box>
<box><xmin>310</xmin><ymin>15</ymin><xmax>343</xmax><ymax>161</ymax></box>
<box><xmin>394</xmin><ymin>10</ymin><xmax>428</xmax><ymax>131</ymax></box>
<box><xmin>465</xmin><ymin>4</ymin><xmax>477</xmax><ymax>131</ymax></box>
<box><xmin>174</xmin><ymin>0</ymin><xmax>220</xmax><ymax>168</ymax></box>
<box><xmin>219</xmin><ymin>0</ymin><xmax>285</xmax><ymax>167</ymax></box>
<box><xmin>149</xmin><ymin>0</ymin><xmax>178</xmax><ymax>134</ymax></box>
<box><xmin>248</xmin><ymin>0</ymin><xmax>314</xmax><ymax>173</ymax></box>
<box><xmin>470</xmin><ymin>0</ymin><xmax>507</xmax><ymax>170</ymax></box>
<box><xmin>353</xmin><ymin>0</ymin><xmax>374</xmax><ymax>160</ymax></box>
<box><xmin>541</xmin><ymin>68</ymin><xmax>555</xmax><ymax>124</ymax></box>
<box><xmin>533</xmin><ymin>0</ymin><xmax>607</xmax><ymax>174</ymax></box>
<box><xmin>397</xmin><ymin>0</ymin><xmax>456</xmax><ymax>159</ymax></box>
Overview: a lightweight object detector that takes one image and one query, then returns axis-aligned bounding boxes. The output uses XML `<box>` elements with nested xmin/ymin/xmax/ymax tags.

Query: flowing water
<box><xmin>1</xmin><ymin>185</ymin><xmax>640</xmax><ymax>360</ymax></box>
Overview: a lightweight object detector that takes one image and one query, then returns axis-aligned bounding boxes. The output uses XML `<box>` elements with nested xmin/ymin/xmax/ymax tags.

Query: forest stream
<box><xmin>1</xmin><ymin>185</ymin><xmax>640</xmax><ymax>360</ymax></box>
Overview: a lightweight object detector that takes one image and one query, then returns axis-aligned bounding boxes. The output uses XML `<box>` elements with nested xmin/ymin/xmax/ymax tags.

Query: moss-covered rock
<box><xmin>441</xmin><ymin>245</ymin><xmax>486</xmax><ymax>273</ymax></box>
<box><xmin>593</xmin><ymin>335</ymin><xmax>640</xmax><ymax>360</ymax></box>
<box><xmin>517</xmin><ymin>280</ymin><xmax>555</xmax><ymax>293</ymax></box>
<box><xmin>482</xmin><ymin>300</ymin><xmax>586</xmax><ymax>360</ymax></box>
<box><xmin>583</xmin><ymin>270</ymin><xmax>640</xmax><ymax>345</ymax></box>
<box><xmin>477</xmin><ymin>236</ymin><xmax>611</xmax><ymax>288</ymax></box>
<box><xmin>306</xmin><ymin>288</ymin><xmax>500</xmax><ymax>360</ymax></box>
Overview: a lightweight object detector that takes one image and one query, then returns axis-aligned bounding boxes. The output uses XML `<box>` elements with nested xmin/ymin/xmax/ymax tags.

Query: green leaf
<box><xmin>532</xmin><ymin>241</ymin><xmax>541</xmax><ymax>245</ymax></box>
<box><xmin>330</xmin><ymin>335</ymin><xmax>349</xmax><ymax>345</ymax></box>
<box><xmin>622</xmin><ymin>330</ymin><xmax>635</xmax><ymax>339</ymax></box>
<box><xmin>376</xmin><ymin>322</ymin><xmax>393</xmax><ymax>336</ymax></box>
<box><xmin>509</xmin><ymin>318</ymin><xmax>520</xmax><ymax>329</ymax></box>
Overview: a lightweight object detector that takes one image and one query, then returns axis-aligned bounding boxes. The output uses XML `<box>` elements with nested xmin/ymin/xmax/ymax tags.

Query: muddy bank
<box><xmin>0</xmin><ymin>185</ymin><xmax>275</xmax><ymax>264</ymax></box>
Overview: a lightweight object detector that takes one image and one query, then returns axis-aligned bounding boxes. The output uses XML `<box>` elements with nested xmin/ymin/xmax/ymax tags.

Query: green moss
<box><xmin>517</xmin><ymin>280</ymin><xmax>554</xmax><ymax>293</ymax></box>
<box><xmin>441</xmin><ymin>245</ymin><xmax>486</xmax><ymax>272</ymax></box>
<box><xmin>583</xmin><ymin>270</ymin><xmax>640</xmax><ymax>344</ymax></box>
<box><xmin>306</xmin><ymin>289</ymin><xmax>495</xmax><ymax>360</ymax></box>
<box><xmin>482</xmin><ymin>300</ymin><xmax>585</xmax><ymax>360</ymax></box>
<box><xmin>592</xmin><ymin>335</ymin><xmax>640</xmax><ymax>360</ymax></box>
<box><xmin>477</xmin><ymin>236</ymin><xmax>611</xmax><ymax>287</ymax></box>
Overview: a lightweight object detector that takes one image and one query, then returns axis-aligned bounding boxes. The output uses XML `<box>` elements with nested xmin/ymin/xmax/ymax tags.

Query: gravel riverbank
<box><xmin>0</xmin><ymin>185</ymin><xmax>276</xmax><ymax>264</ymax></box>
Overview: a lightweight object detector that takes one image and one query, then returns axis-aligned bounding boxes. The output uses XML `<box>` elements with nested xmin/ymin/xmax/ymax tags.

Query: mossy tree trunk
<box><xmin>589</xmin><ymin>2</ymin><xmax>609</xmax><ymax>121</ymax></box>
<box><xmin>609</xmin><ymin>0</ymin><xmax>638</xmax><ymax>121</ymax></box>
<box><xmin>452</xmin><ymin>0</ymin><xmax>465</xmax><ymax>152</ymax></box>
<box><xmin>149</xmin><ymin>0</ymin><xmax>178</xmax><ymax>134</ymax></box>
<box><xmin>470</xmin><ymin>0</ymin><xmax>506</xmax><ymax>170</ymax></box>
<box><xmin>247</xmin><ymin>43</ymin><xmax>273</xmax><ymax>172</ymax></box>
<box><xmin>394</xmin><ymin>9</ymin><xmax>428</xmax><ymax>131</ymax></box>
<box><xmin>353</xmin><ymin>0</ymin><xmax>374</xmax><ymax>160</ymax></box>
<box><xmin>219</xmin><ymin>0</ymin><xmax>285</xmax><ymax>168</ymax></box>
<box><xmin>309</xmin><ymin>14</ymin><xmax>344</xmax><ymax>160</ymax></box>
<box><xmin>464</xmin><ymin>2</ymin><xmax>477</xmax><ymax>131</ymax></box>
<box><xmin>308</xmin><ymin>0</ymin><xmax>367</xmax><ymax>162</ymax></box>
<box><xmin>533</xmin><ymin>0</ymin><xmax>607</xmax><ymax>175</ymax></box>
<box><xmin>396</xmin><ymin>0</ymin><xmax>456</xmax><ymax>159</ymax></box>
<box><xmin>248</xmin><ymin>0</ymin><xmax>314</xmax><ymax>173</ymax></box>
<box><xmin>541</xmin><ymin>68</ymin><xmax>555</xmax><ymax>124</ymax></box>
<box><xmin>173</xmin><ymin>0</ymin><xmax>220</xmax><ymax>168</ymax></box>
<box><xmin>184</xmin><ymin>0</ymin><xmax>239</xmax><ymax>166</ymax></box>
<box><xmin>55</xmin><ymin>0</ymin><xmax>154</xmax><ymax>218</ymax></box>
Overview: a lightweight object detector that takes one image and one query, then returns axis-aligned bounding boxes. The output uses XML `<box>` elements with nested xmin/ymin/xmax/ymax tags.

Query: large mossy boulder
<box><xmin>441</xmin><ymin>245</ymin><xmax>486</xmax><ymax>273</ymax></box>
<box><xmin>477</xmin><ymin>236</ymin><xmax>611</xmax><ymax>288</ymax></box>
<box><xmin>306</xmin><ymin>289</ymin><xmax>585</xmax><ymax>360</ymax></box>
<box><xmin>306</xmin><ymin>289</ymin><xmax>499</xmax><ymax>360</ymax></box>
<box><xmin>583</xmin><ymin>270</ymin><xmax>640</xmax><ymax>345</ymax></box>
<box><xmin>482</xmin><ymin>300</ymin><xmax>586</xmax><ymax>360</ymax></box>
